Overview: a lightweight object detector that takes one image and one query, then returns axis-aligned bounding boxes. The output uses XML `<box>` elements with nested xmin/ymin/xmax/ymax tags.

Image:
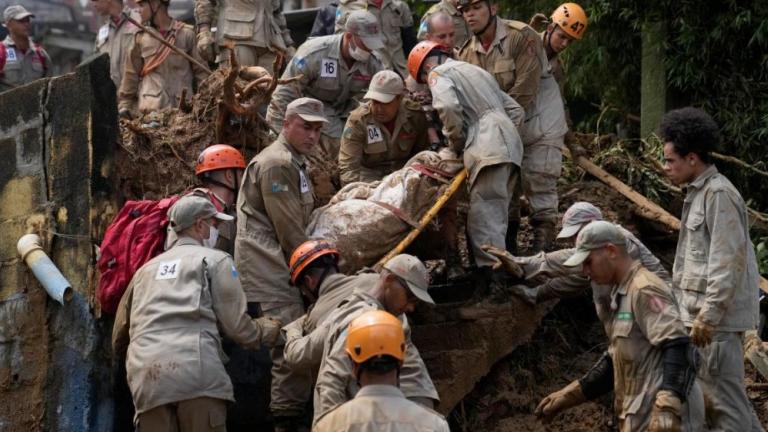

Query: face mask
<box><xmin>349</xmin><ymin>39</ymin><xmax>371</xmax><ymax>62</ymax></box>
<box><xmin>203</xmin><ymin>225</ymin><xmax>219</xmax><ymax>249</ymax></box>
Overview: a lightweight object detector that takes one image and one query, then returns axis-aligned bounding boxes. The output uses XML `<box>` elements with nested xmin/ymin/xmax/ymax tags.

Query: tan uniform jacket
<box><xmin>267</xmin><ymin>34</ymin><xmax>383</xmax><ymax>138</ymax></box>
<box><xmin>165</xmin><ymin>188</ymin><xmax>236</xmax><ymax>254</ymax></box>
<box><xmin>95</xmin><ymin>8</ymin><xmax>140</xmax><ymax>90</ymax></box>
<box><xmin>672</xmin><ymin>165</ymin><xmax>760</xmax><ymax>331</ymax></box>
<box><xmin>234</xmin><ymin>135</ymin><xmax>314</xmax><ymax>304</ymax></box>
<box><xmin>313</xmin><ymin>289</ymin><xmax>439</xmax><ymax>423</ymax></box>
<box><xmin>458</xmin><ymin>18</ymin><xmax>542</xmax><ymax>113</ymax></box>
<box><xmin>428</xmin><ymin>59</ymin><xmax>524</xmax><ymax>185</ymax></box>
<box><xmin>334</xmin><ymin>0</ymin><xmax>413</xmax><ymax>76</ymax></box>
<box><xmin>604</xmin><ymin>262</ymin><xmax>703</xmax><ymax>431</ymax></box>
<box><xmin>194</xmin><ymin>0</ymin><xmax>293</xmax><ymax>50</ymax></box>
<box><xmin>314</xmin><ymin>385</ymin><xmax>450</xmax><ymax>432</ymax></box>
<box><xmin>339</xmin><ymin>98</ymin><xmax>428</xmax><ymax>185</ymax></box>
<box><xmin>118</xmin><ymin>21</ymin><xmax>207</xmax><ymax>113</ymax></box>
<box><xmin>111</xmin><ymin>237</ymin><xmax>270</xmax><ymax>414</ymax></box>
<box><xmin>284</xmin><ymin>273</ymin><xmax>379</xmax><ymax>370</ymax></box>
<box><xmin>0</xmin><ymin>36</ymin><xmax>51</xmax><ymax>90</ymax></box>
<box><xmin>417</xmin><ymin>1</ymin><xmax>470</xmax><ymax>48</ymax></box>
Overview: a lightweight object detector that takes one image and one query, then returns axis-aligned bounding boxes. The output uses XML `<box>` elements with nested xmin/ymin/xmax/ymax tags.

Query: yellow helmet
<box><xmin>345</xmin><ymin>310</ymin><xmax>406</xmax><ymax>364</ymax></box>
<box><xmin>551</xmin><ymin>3</ymin><xmax>588</xmax><ymax>40</ymax></box>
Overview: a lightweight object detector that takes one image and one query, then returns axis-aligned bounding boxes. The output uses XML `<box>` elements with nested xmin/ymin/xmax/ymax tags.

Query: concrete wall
<box><xmin>0</xmin><ymin>54</ymin><xmax>118</xmax><ymax>432</ymax></box>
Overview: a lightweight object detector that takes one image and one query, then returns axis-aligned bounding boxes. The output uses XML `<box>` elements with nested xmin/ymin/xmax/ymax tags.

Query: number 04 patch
<box><xmin>155</xmin><ymin>259</ymin><xmax>181</xmax><ymax>280</ymax></box>
<box><xmin>366</xmin><ymin>125</ymin><xmax>384</xmax><ymax>144</ymax></box>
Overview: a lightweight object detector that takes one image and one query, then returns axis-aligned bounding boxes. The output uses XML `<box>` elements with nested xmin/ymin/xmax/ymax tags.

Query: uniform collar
<box><xmin>686</xmin><ymin>164</ymin><xmax>718</xmax><ymax>192</ymax></box>
<box><xmin>175</xmin><ymin>236</ymin><xmax>203</xmax><ymax>247</ymax></box>
<box><xmin>352</xmin><ymin>288</ymin><xmax>384</xmax><ymax>309</ymax></box>
<box><xmin>275</xmin><ymin>134</ymin><xmax>307</xmax><ymax>166</ymax></box>
<box><xmin>355</xmin><ymin>384</ymin><xmax>405</xmax><ymax>399</ymax></box>
<box><xmin>615</xmin><ymin>260</ymin><xmax>642</xmax><ymax>296</ymax></box>
<box><xmin>318</xmin><ymin>273</ymin><xmax>346</xmax><ymax>297</ymax></box>
<box><xmin>471</xmin><ymin>17</ymin><xmax>508</xmax><ymax>54</ymax></box>
<box><xmin>3</xmin><ymin>36</ymin><xmax>35</xmax><ymax>49</ymax></box>
<box><xmin>326</xmin><ymin>33</ymin><xmax>343</xmax><ymax>60</ymax></box>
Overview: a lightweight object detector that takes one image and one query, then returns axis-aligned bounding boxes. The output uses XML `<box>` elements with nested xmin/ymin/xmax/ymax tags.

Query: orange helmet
<box><xmin>346</xmin><ymin>310</ymin><xmax>406</xmax><ymax>364</ymax></box>
<box><xmin>551</xmin><ymin>3</ymin><xmax>588</xmax><ymax>40</ymax></box>
<box><xmin>195</xmin><ymin>144</ymin><xmax>247</xmax><ymax>176</ymax></box>
<box><xmin>289</xmin><ymin>240</ymin><xmax>340</xmax><ymax>284</ymax></box>
<box><xmin>407</xmin><ymin>40</ymin><xmax>447</xmax><ymax>83</ymax></box>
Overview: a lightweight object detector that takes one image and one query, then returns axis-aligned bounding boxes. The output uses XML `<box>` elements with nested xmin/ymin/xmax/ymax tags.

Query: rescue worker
<box><xmin>313</xmin><ymin>310</ymin><xmax>450</xmax><ymax>432</ymax></box>
<box><xmin>418</xmin><ymin>0</ymin><xmax>469</xmax><ymax>48</ymax></box>
<box><xmin>485</xmin><ymin>201</ymin><xmax>671</xmax><ymax>306</ymax></box>
<box><xmin>535</xmin><ymin>221</ymin><xmax>705</xmax><ymax>431</ymax></box>
<box><xmin>339</xmin><ymin>70</ymin><xmax>428</xmax><ymax>185</ymax></box>
<box><xmin>408</xmin><ymin>40</ymin><xmax>524</xmax><ymax>291</ymax></box>
<box><xmin>267</xmin><ymin>10</ymin><xmax>384</xmax><ymax>201</ymax></box>
<box><xmin>112</xmin><ymin>195</ymin><xmax>282</xmax><ymax>431</ymax></box>
<box><xmin>458</xmin><ymin>0</ymin><xmax>568</xmax><ymax>253</ymax></box>
<box><xmin>165</xmin><ymin>144</ymin><xmax>246</xmax><ymax>254</ymax></box>
<box><xmin>334</xmin><ymin>0</ymin><xmax>416</xmax><ymax>77</ymax></box>
<box><xmin>90</xmin><ymin>0</ymin><xmax>140</xmax><ymax>91</ymax></box>
<box><xmin>235</xmin><ymin>98</ymin><xmax>328</xmax><ymax>431</ymax></box>
<box><xmin>194</xmin><ymin>0</ymin><xmax>294</xmax><ymax>68</ymax></box>
<box><xmin>660</xmin><ymin>107</ymin><xmax>764</xmax><ymax>431</ymax></box>
<box><xmin>307</xmin><ymin>254</ymin><xmax>439</xmax><ymax>424</ymax></box>
<box><xmin>118</xmin><ymin>0</ymin><xmax>207</xmax><ymax>117</ymax></box>
<box><xmin>0</xmin><ymin>5</ymin><xmax>51</xmax><ymax>91</ymax></box>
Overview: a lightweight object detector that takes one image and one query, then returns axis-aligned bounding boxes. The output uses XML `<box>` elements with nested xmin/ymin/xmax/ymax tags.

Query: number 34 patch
<box><xmin>155</xmin><ymin>259</ymin><xmax>181</xmax><ymax>280</ymax></box>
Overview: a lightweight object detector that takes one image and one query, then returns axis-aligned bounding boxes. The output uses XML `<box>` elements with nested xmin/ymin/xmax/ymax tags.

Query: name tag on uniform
<box><xmin>6</xmin><ymin>48</ymin><xmax>17</xmax><ymax>62</ymax></box>
<box><xmin>320</xmin><ymin>58</ymin><xmax>337</xmax><ymax>78</ymax></box>
<box><xmin>97</xmin><ymin>24</ymin><xmax>110</xmax><ymax>45</ymax></box>
<box><xmin>367</xmin><ymin>125</ymin><xmax>384</xmax><ymax>144</ymax></box>
<box><xmin>299</xmin><ymin>170</ymin><xmax>310</xmax><ymax>193</ymax></box>
<box><xmin>155</xmin><ymin>259</ymin><xmax>181</xmax><ymax>280</ymax></box>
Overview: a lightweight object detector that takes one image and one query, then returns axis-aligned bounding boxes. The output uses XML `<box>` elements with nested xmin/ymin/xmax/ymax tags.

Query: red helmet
<box><xmin>195</xmin><ymin>144</ymin><xmax>246</xmax><ymax>176</ymax></box>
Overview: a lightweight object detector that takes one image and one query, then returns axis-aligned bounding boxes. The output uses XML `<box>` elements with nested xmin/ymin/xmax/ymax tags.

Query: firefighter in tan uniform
<box><xmin>118</xmin><ymin>0</ymin><xmax>207</xmax><ymax>116</ymax></box>
<box><xmin>339</xmin><ymin>70</ymin><xmax>428</xmax><ymax>185</ymax></box>
<box><xmin>0</xmin><ymin>6</ymin><xmax>52</xmax><ymax>91</ymax></box>
<box><xmin>334</xmin><ymin>0</ymin><xmax>416</xmax><ymax>77</ymax></box>
<box><xmin>309</xmin><ymin>254</ymin><xmax>439</xmax><ymax>424</ymax></box>
<box><xmin>234</xmin><ymin>98</ymin><xmax>327</xmax><ymax>431</ymax></box>
<box><xmin>90</xmin><ymin>0</ymin><xmax>140</xmax><ymax>91</ymax></box>
<box><xmin>660</xmin><ymin>107</ymin><xmax>764</xmax><ymax>432</ymax></box>
<box><xmin>314</xmin><ymin>310</ymin><xmax>450</xmax><ymax>432</ymax></box>
<box><xmin>535</xmin><ymin>221</ymin><xmax>705</xmax><ymax>431</ymax></box>
<box><xmin>417</xmin><ymin>0</ymin><xmax>469</xmax><ymax>48</ymax></box>
<box><xmin>112</xmin><ymin>196</ymin><xmax>282</xmax><ymax>432</ymax></box>
<box><xmin>194</xmin><ymin>0</ymin><xmax>294</xmax><ymax>68</ymax></box>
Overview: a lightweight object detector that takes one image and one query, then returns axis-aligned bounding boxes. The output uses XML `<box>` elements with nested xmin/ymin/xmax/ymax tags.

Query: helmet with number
<box><xmin>289</xmin><ymin>240</ymin><xmax>340</xmax><ymax>284</ymax></box>
<box><xmin>346</xmin><ymin>310</ymin><xmax>406</xmax><ymax>364</ymax></box>
<box><xmin>407</xmin><ymin>40</ymin><xmax>447</xmax><ymax>83</ymax></box>
<box><xmin>195</xmin><ymin>144</ymin><xmax>247</xmax><ymax>176</ymax></box>
<box><xmin>551</xmin><ymin>3</ymin><xmax>588</xmax><ymax>40</ymax></box>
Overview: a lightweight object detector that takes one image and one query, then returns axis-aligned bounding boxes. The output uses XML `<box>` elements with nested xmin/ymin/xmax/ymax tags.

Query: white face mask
<box><xmin>349</xmin><ymin>39</ymin><xmax>371</xmax><ymax>62</ymax></box>
<box><xmin>203</xmin><ymin>225</ymin><xmax>219</xmax><ymax>249</ymax></box>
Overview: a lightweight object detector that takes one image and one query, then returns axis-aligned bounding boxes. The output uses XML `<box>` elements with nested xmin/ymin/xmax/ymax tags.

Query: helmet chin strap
<box><xmin>475</xmin><ymin>13</ymin><xmax>496</xmax><ymax>37</ymax></box>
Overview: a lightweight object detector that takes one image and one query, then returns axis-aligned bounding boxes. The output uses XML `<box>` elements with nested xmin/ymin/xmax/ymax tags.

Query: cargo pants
<box><xmin>137</xmin><ymin>397</ymin><xmax>227</xmax><ymax>432</ymax></box>
<box><xmin>509</xmin><ymin>136</ymin><xmax>563</xmax><ymax>225</ymax></box>
<box><xmin>468</xmin><ymin>163</ymin><xmax>519</xmax><ymax>268</ymax></box>
<box><xmin>218</xmin><ymin>45</ymin><xmax>277</xmax><ymax>69</ymax></box>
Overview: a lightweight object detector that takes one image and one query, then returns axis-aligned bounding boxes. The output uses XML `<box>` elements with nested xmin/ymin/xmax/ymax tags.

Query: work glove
<box><xmin>648</xmin><ymin>390</ymin><xmax>682</xmax><ymax>432</ymax></box>
<box><xmin>282</xmin><ymin>315</ymin><xmax>306</xmax><ymax>343</ymax></box>
<box><xmin>534</xmin><ymin>380</ymin><xmax>586</xmax><ymax>423</ymax></box>
<box><xmin>529</xmin><ymin>12</ymin><xmax>549</xmax><ymax>30</ymax></box>
<box><xmin>196</xmin><ymin>28</ymin><xmax>216</xmax><ymax>63</ymax></box>
<box><xmin>690</xmin><ymin>317</ymin><xmax>715</xmax><ymax>347</ymax></box>
<box><xmin>256</xmin><ymin>316</ymin><xmax>283</xmax><ymax>347</ymax></box>
<box><xmin>482</xmin><ymin>244</ymin><xmax>524</xmax><ymax>278</ymax></box>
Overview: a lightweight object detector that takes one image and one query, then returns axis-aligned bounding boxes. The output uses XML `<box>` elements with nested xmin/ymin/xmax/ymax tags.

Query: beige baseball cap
<box><xmin>344</xmin><ymin>10</ymin><xmax>385</xmax><ymax>51</ymax></box>
<box><xmin>563</xmin><ymin>221</ymin><xmax>627</xmax><ymax>267</ymax></box>
<box><xmin>286</xmin><ymin>97</ymin><xmax>329</xmax><ymax>123</ymax></box>
<box><xmin>168</xmin><ymin>195</ymin><xmax>233</xmax><ymax>233</ymax></box>
<box><xmin>364</xmin><ymin>70</ymin><xmax>405</xmax><ymax>103</ymax></box>
<box><xmin>4</xmin><ymin>5</ymin><xmax>34</xmax><ymax>23</ymax></box>
<box><xmin>383</xmin><ymin>254</ymin><xmax>434</xmax><ymax>304</ymax></box>
<box><xmin>557</xmin><ymin>201</ymin><xmax>604</xmax><ymax>239</ymax></box>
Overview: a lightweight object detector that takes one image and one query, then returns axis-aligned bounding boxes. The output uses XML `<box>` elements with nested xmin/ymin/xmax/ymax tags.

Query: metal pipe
<box><xmin>17</xmin><ymin>234</ymin><xmax>73</xmax><ymax>304</ymax></box>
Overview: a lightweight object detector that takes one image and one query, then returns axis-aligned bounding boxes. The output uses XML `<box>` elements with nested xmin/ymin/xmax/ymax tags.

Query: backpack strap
<box><xmin>0</xmin><ymin>43</ymin><xmax>6</xmax><ymax>73</ymax></box>
<box><xmin>34</xmin><ymin>44</ymin><xmax>47</xmax><ymax>74</ymax></box>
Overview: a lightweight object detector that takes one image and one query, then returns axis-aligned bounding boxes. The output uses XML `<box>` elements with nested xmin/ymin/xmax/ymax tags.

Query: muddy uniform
<box><xmin>673</xmin><ymin>165</ymin><xmax>763</xmax><ymax>431</ymax></box>
<box><xmin>428</xmin><ymin>59</ymin><xmax>524</xmax><ymax>268</ymax></box>
<box><xmin>118</xmin><ymin>21</ymin><xmax>207</xmax><ymax>114</ymax></box>
<box><xmin>234</xmin><ymin>134</ymin><xmax>315</xmax><ymax>417</ymax></box>
<box><xmin>417</xmin><ymin>0</ymin><xmax>470</xmax><ymax>48</ymax></box>
<box><xmin>313</xmin><ymin>289</ymin><xmax>439</xmax><ymax>424</ymax></box>
<box><xmin>165</xmin><ymin>188</ymin><xmax>236</xmax><ymax>254</ymax></box>
<box><xmin>600</xmin><ymin>262</ymin><xmax>705</xmax><ymax>431</ymax></box>
<box><xmin>94</xmin><ymin>9</ymin><xmax>140</xmax><ymax>91</ymax></box>
<box><xmin>112</xmin><ymin>237</ymin><xmax>278</xmax><ymax>428</ymax></box>
<box><xmin>339</xmin><ymin>98</ymin><xmax>428</xmax><ymax>185</ymax></box>
<box><xmin>334</xmin><ymin>0</ymin><xmax>413</xmax><ymax>77</ymax></box>
<box><xmin>314</xmin><ymin>385</ymin><xmax>450</xmax><ymax>432</ymax></box>
<box><xmin>194</xmin><ymin>0</ymin><xmax>293</xmax><ymax>68</ymax></box>
<box><xmin>0</xmin><ymin>36</ymin><xmax>51</xmax><ymax>91</ymax></box>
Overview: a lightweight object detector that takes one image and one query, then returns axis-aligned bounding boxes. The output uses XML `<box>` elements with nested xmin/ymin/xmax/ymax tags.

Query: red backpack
<box><xmin>97</xmin><ymin>196</ymin><xmax>180</xmax><ymax>314</ymax></box>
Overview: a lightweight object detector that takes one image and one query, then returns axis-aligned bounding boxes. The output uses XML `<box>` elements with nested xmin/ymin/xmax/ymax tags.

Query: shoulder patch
<box><xmin>231</xmin><ymin>264</ymin><xmax>239</xmax><ymax>279</ymax></box>
<box><xmin>342</xmin><ymin>127</ymin><xmax>354</xmax><ymax>139</ymax></box>
<box><xmin>271</xmin><ymin>182</ymin><xmax>289</xmax><ymax>193</ymax></box>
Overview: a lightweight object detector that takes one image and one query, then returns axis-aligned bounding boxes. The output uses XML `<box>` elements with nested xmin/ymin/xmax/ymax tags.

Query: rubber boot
<box><xmin>506</xmin><ymin>220</ymin><xmax>520</xmax><ymax>255</ymax></box>
<box><xmin>530</xmin><ymin>220</ymin><xmax>556</xmax><ymax>254</ymax></box>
